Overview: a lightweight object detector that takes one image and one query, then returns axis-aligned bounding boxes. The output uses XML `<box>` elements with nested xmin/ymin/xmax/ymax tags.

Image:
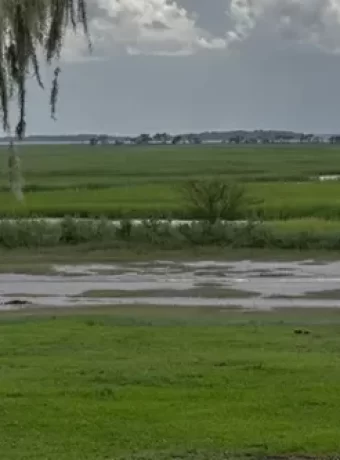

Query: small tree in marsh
<box><xmin>182</xmin><ymin>179</ymin><xmax>247</xmax><ymax>223</ymax></box>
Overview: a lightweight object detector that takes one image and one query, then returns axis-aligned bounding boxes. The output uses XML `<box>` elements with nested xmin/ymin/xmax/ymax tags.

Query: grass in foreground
<box><xmin>1</xmin><ymin>306</ymin><xmax>340</xmax><ymax>459</ymax></box>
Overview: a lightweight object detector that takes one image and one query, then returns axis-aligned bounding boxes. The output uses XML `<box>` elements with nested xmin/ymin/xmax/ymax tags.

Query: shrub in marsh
<box><xmin>178</xmin><ymin>220</ymin><xmax>235</xmax><ymax>246</ymax></box>
<box><xmin>269</xmin><ymin>229</ymin><xmax>340</xmax><ymax>250</ymax></box>
<box><xmin>60</xmin><ymin>216</ymin><xmax>98</xmax><ymax>244</ymax></box>
<box><xmin>3</xmin><ymin>217</ymin><xmax>340</xmax><ymax>251</ymax></box>
<box><xmin>21</xmin><ymin>220</ymin><xmax>61</xmax><ymax>247</ymax></box>
<box><xmin>129</xmin><ymin>218</ymin><xmax>186</xmax><ymax>248</ymax></box>
<box><xmin>176</xmin><ymin>220</ymin><xmax>340</xmax><ymax>250</ymax></box>
<box><xmin>0</xmin><ymin>219</ymin><xmax>62</xmax><ymax>248</ymax></box>
<box><xmin>231</xmin><ymin>221</ymin><xmax>273</xmax><ymax>249</ymax></box>
<box><xmin>317</xmin><ymin>232</ymin><xmax>340</xmax><ymax>250</ymax></box>
<box><xmin>0</xmin><ymin>221</ymin><xmax>23</xmax><ymax>248</ymax></box>
<box><xmin>270</xmin><ymin>231</ymin><xmax>314</xmax><ymax>250</ymax></box>
<box><xmin>61</xmin><ymin>216</ymin><xmax>121</xmax><ymax>244</ymax></box>
<box><xmin>181</xmin><ymin>179</ymin><xmax>247</xmax><ymax>222</ymax></box>
<box><xmin>171</xmin><ymin>221</ymin><xmax>201</xmax><ymax>245</ymax></box>
<box><xmin>96</xmin><ymin>217</ymin><xmax>116</xmax><ymax>241</ymax></box>
<box><xmin>116</xmin><ymin>219</ymin><xmax>133</xmax><ymax>240</ymax></box>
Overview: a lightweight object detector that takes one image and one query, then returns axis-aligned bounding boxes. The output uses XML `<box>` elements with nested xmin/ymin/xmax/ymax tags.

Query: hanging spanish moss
<box><xmin>0</xmin><ymin>0</ymin><xmax>89</xmax><ymax>198</ymax></box>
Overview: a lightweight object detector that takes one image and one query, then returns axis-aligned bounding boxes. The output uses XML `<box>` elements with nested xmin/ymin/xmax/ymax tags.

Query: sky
<box><xmin>16</xmin><ymin>0</ymin><xmax>340</xmax><ymax>135</ymax></box>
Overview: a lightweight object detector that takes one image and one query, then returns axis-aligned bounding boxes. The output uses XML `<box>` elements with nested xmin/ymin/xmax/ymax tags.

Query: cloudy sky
<box><xmin>19</xmin><ymin>0</ymin><xmax>340</xmax><ymax>135</ymax></box>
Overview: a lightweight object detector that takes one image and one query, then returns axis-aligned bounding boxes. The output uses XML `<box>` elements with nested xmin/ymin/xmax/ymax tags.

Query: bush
<box><xmin>0</xmin><ymin>217</ymin><xmax>339</xmax><ymax>251</ymax></box>
<box><xmin>0</xmin><ymin>219</ymin><xmax>61</xmax><ymax>248</ymax></box>
<box><xmin>181</xmin><ymin>179</ymin><xmax>247</xmax><ymax>223</ymax></box>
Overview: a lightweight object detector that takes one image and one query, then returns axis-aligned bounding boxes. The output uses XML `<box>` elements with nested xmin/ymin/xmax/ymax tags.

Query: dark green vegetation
<box><xmin>1</xmin><ymin>144</ymin><xmax>340</xmax><ymax>219</ymax></box>
<box><xmin>2</xmin><ymin>144</ymin><xmax>339</xmax><ymax>185</ymax></box>
<box><xmin>2</xmin><ymin>217</ymin><xmax>340</xmax><ymax>251</ymax></box>
<box><xmin>0</xmin><ymin>306</ymin><xmax>340</xmax><ymax>459</ymax></box>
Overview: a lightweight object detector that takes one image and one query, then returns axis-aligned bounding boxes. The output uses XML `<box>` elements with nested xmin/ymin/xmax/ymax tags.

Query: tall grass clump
<box><xmin>181</xmin><ymin>179</ymin><xmax>247</xmax><ymax>222</ymax></box>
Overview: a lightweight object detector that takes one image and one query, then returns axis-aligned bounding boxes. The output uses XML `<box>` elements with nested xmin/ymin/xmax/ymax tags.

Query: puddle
<box><xmin>1</xmin><ymin>260</ymin><xmax>340</xmax><ymax>310</ymax></box>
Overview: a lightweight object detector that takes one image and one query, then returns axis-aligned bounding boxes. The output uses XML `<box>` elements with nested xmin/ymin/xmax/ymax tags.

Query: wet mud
<box><xmin>2</xmin><ymin>259</ymin><xmax>340</xmax><ymax>310</ymax></box>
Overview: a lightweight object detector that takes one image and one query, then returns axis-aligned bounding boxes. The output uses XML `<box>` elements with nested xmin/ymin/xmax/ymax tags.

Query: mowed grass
<box><xmin>1</xmin><ymin>307</ymin><xmax>340</xmax><ymax>460</ymax></box>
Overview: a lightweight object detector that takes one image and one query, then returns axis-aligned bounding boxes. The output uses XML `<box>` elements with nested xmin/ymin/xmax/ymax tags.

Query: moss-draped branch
<box><xmin>0</xmin><ymin>0</ymin><xmax>89</xmax><ymax>139</ymax></box>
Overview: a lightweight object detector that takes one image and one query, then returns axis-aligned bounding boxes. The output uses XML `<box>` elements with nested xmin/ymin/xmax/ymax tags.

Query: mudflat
<box><xmin>2</xmin><ymin>259</ymin><xmax>340</xmax><ymax>310</ymax></box>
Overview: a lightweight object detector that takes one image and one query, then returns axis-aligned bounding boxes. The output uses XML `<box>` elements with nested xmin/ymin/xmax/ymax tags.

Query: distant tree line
<box><xmin>3</xmin><ymin>131</ymin><xmax>335</xmax><ymax>146</ymax></box>
<box><xmin>89</xmin><ymin>133</ymin><xmax>203</xmax><ymax>146</ymax></box>
<box><xmin>15</xmin><ymin>130</ymin><xmax>334</xmax><ymax>147</ymax></box>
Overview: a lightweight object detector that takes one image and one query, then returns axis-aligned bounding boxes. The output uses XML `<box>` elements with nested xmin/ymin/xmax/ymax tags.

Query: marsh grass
<box><xmin>1</xmin><ymin>144</ymin><xmax>340</xmax><ymax>220</ymax></box>
<box><xmin>1</xmin><ymin>180</ymin><xmax>340</xmax><ymax>220</ymax></box>
<box><xmin>1</xmin><ymin>143</ymin><xmax>340</xmax><ymax>185</ymax></box>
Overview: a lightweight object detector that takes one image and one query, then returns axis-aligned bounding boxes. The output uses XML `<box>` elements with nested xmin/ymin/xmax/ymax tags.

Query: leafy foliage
<box><xmin>182</xmin><ymin>179</ymin><xmax>247</xmax><ymax>222</ymax></box>
<box><xmin>0</xmin><ymin>0</ymin><xmax>89</xmax><ymax>138</ymax></box>
<box><xmin>1</xmin><ymin>217</ymin><xmax>340</xmax><ymax>250</ymax></box>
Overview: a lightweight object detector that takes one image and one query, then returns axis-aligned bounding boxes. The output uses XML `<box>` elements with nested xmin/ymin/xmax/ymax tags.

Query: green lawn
<box><xmin>0</xmin><ymin>307</ymin><xmax>340</xmax><ymax>459</ymax></box>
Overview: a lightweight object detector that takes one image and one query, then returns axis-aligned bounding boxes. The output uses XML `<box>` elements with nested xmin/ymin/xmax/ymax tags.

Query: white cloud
<box><xmin>226</xmin><ymin>0</ymin><xmax>340</xmax><ymax>54</ymax></box>
<box><xmin>62</xmin><ymin>0</ymin><xmax>227</xmax><ymax>61</ymax></box>
<box><xmin>62</xmin><ymin>0</ymin><xmax>340</xmax><ymax>61</ymax></box>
